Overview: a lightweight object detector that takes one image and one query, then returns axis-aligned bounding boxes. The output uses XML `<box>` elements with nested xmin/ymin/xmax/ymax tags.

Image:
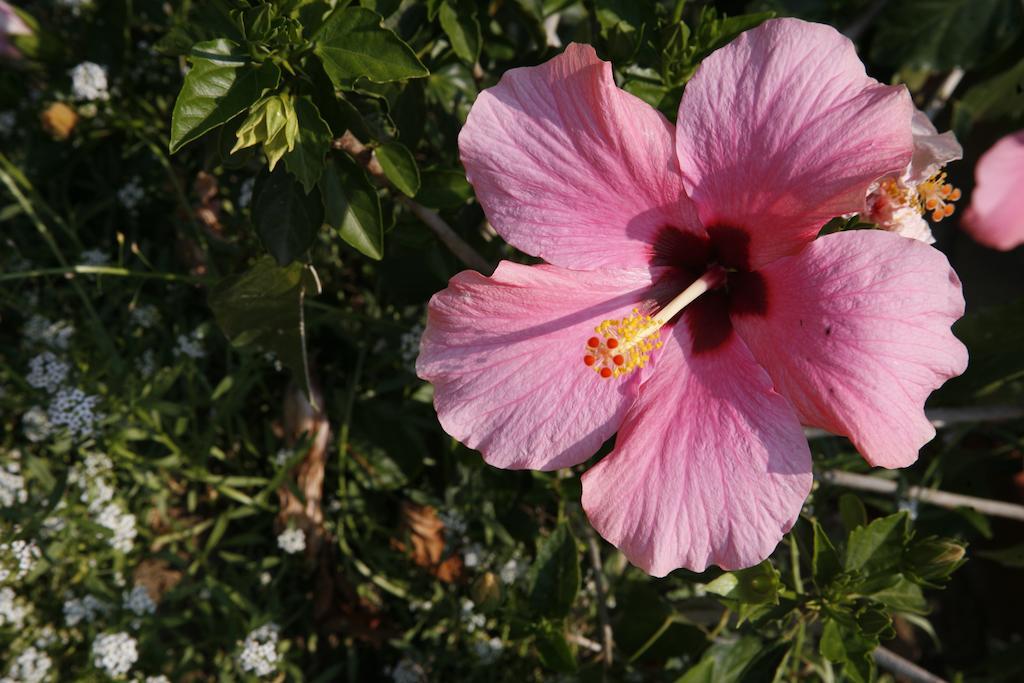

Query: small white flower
<box><xmin>130</xmin><ymin>304</ymin><xmax>160</xmax><ymax>330</ymax></box>
<box><xmin>0</xmin><ymin>539</ymin><xmax>41</xmax><ymax>580</ymax></box>
<box><xmin>462</xmin><ymin>543</ymin><xmax>483</xmax><ymax>569</ymax></box>
<box><xmin>237</xmin><ymin>623</ymin><xmax>280</xmax><ymax>677</ymax></box>
<box><xmin>0</xmin><ymin>460</ymin><xmax>28</xmax><ymax>507</ymax></box>
<box><xmin>91</xmin><ymin>631</ymin><xmax>138</xmax><ymax>679</ymax></box>
<box><xmin>95</xmin><ymin>503</ymin><xmax>137</xmax><ymax>553</ymax></box>
<box><xmin>26</xmin><ymin>351</ymin><xmax>70</xmax><ymax>394</ymax></box>
<box><xmin>460</xmin><ymin>598</ymin><xmax>486</xmax><ymax>633</ymax></box>
<box><xmin>22</xmin><ymin>315</ymin><xmax>74</xmax><ymax>350</ymax></box>
<box><xmin>47</xmin><ymin>387</ymin><xmax>103</xmax><ymax>438</ymax></box>
<box><xmin>144</xmin><ymin>677</ymin><xmax>171</xmax><ymax>683</ymax></box>
<box><xmin>58</xmin><ymin>0</ymin><xmax>91</xmax><ymax>16</ymax></box>
<box><xmin>173</xmin><ymin>328</ymin><xmax>206</xmax><ymax>360</ymax></box>
<box><xmin>277</xmin><ymin>527</ymin><xmax>305</xmax><ymax>554</ymax></box>
<box><xmin>22</xmin><ymin>406</ymin><xmax>52</xmax><ymax>443</ymax></box>
<box><xmin>389</xmin><ymin>658</ymin><xmax>425</xmax><ymax>683</ymax></box>
<box><xmin>0</xmin><ymin>587</ymin><xmax>29</xmax><ymax>628</ymax></box>
<box><xmin>70</xmin><ymin>62</ymin><xmax>109</xmax><ymax>102</ymax></box>
<box><xmin>273</xmin><ymin>448</ymin><xmax>292</xmax><ymax>468</ymax></box>
<box><xmin>136</xmin><ymin>349</ymin><xmax>157</xmax><ymax>379</ymax></box>
<box><xmin>238</xmin><ymin>177</ymin><xmax>255</xmax><ymax>209</ymax></box>
<box><xmin>439</xmin><ymin>510</ymin><xmax>467</xmax><ymax>537</ymax></box>
<box><xmin>472</xmin><ymin>636</ymin><xmax>504</xmax><ymax>664</ymax></box>
<box><xmin>499</xmin><ymin>558</ymin><xmax>523</xmax><ymax>585</ymax></box>
<box><xmin>399</xmin><ymin>322</ymin><xmax>424</xmax><ymax>370</ymax></box>
<box><xmin>79</xmin><ymin>248</ymin><xmax>110</xmax><ymax>265</ymax></box>
<box><xmin>123</xmin><ymin>584</ymin><xmax>156</xmax><ymax>616</ymax></box>
<box><xmin>63</xmin><ymin>593</ymin><xmax>108</xmax><ymax>626</ymax></box>
<box><xmin>259</xmin><ymin>571</ymin><xmax>272</xmax><ymax>586</ymax></box>
<box><xmin>117</xmin><ymin>176</ymin><xmax>144</xmax><ymax>212</ymax></box>
<box><xmin>4</xmin><ymin>646</ymin><xmax>52</xmax><ymax>683</ymax></box>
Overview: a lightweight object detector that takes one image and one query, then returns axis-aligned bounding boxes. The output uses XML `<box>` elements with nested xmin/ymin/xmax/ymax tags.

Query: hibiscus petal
<box><xmin>675</xmin><ymin>18</ymin><xmax>913</xmax><ymax>268</ymax></box>
<box><xmin>732</xmin><ymin>230</ymin><xmax>968</xmax><ymax>469</ymax></box>
<box><xmin>906</xmin><ymin>109</ymin><xmax>962</xmax><ymax>186</ymax></box>
<box><xmin>964</xmin><ymin>130</ymin><xmax>1024</xmax><ymax>251</ymax></box>
<box><xmin>458</xmin><ymin>43</ymin><xmax>699</xmax><ymax>269</ymax></box>
<box><xmin>418</xmin><ymin>261</ymin><xmax>657</xmax><ymax>471</ymax></box>
<box><xmin>581</xmin><ymin>322</ymin><xmax>812</xmax><ymax>576</ymax></box>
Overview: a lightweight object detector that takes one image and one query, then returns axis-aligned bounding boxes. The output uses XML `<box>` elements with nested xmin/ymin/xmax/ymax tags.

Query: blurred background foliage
<box><xmin>1</xmin><ymin>0</ymin><xmax>1023</xmax><ymax>681</ymax></box>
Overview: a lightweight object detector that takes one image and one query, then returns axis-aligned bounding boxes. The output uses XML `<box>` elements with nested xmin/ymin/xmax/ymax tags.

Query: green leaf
<box><xmin>169</xmin><ymin>39</ymin><xmax>281</xmax><ymax>154</ymax></box>
<box><xmin>839</xmin><ymin>493</ymin><xmax>868</xmax><ymax>533</ymax></box>
<box><xmin>845</xmin><ymin>512</ymin><xmax>910</xmax><ymax>574</ymax></box>
<box><xmin>439</xmin><ymin>1</ymin><xmax>481</xmax><ymax>64</ymax></box>
<box><xmin>977</xmin><ymin>541</ymin><xmax>1024</xmax><ymax>568</ymax></box>
<box><xmin>677</xmin><ymin>635</ymin><xmax>764</xmax><ymax>683</ymax></box>
<box><xmin>526</xmin><ymin>524</ymin><xmax>580</xmax><ymax>619</ymax></box>
<box><xmin>870</xmin><ymin>575</ymin><xmax>928</xmax><ymax>613</ymax></box>
<box><xmin>375</xmin><ymin>141</ymin><xmax>420</xmax><ymax>197</ymax></box>
<box><xmin>208</xmin><ymin>257</ymin><xmax>318</xmax><ymax>395</ymax></box>
<box><xmin>705</xmin><ymin>560</ymin><xmax>779</xmax><ymax>606</ymax></box>
<box><xmin>284</xmin><ymin>97</ymin><xmax>333</xmax><ymax>193</ymax></box>
<box><xmin>533</xmin><ymin>620</ymin><xmax>577</xmax><ymax>673</ymax></box>
<box><xmin>871</xmin><ymin>0</ymin><xmax>1022</xmax><ymax>70</ymax></box>
<box><xmin>812</xmin><ymin>521</ymin><xmax>842</xmax><ymax>588</ymax></box>
<box><xmin>321</xmin><ymin>154</ymin><xmax>384</xmax><ymax>260</ymax></box>
<box><xmin>819</xmin><ymin>619</ymin><xmax>874</xmax><ymax>683</ymax></box>
<box><xmin>952</xmin><ymin>56</ymin><xmax>1024</xmax><ymax>138</ymax></box>
<box><xmin>415</xmin><ymin>169</ymin><xmax>473</xmax><ymax>208</ymax></box>
<box><xmin>313</xmin><ymin>6</ymin><xmax>428</xmax><ymax>87</ymax></box>
<box><xmin>252</xmin><ymin>166</ymin><xmax>324</xmax><ymax>265</ymax></box>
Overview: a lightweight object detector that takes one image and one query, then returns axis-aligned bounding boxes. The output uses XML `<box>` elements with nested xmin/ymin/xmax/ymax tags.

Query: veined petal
<box><xmin>906</xmin><ymin>109</ymin><xmax>962</xmax><ymax>186</ymax></box>
<box><xmin>676</xmin><ymin>18</ymin><xmax>913</xmax><ymax>268</ymax></box>
<box><xmin>581</xmin><ymin>322</ymin><xmax>812</xmax><ymax>577</ymax></box>
<box><xmin>459</xmin><ymin>43</ymin><xmax>699</xmax><ymax>270</ymax></box>
<box><xmin>732</xmin><ymin>230</ymin><xmax>968</xmax><ymax>469</ymax></box>
<box><xmin>417</xmin><ymin>261</ymin><xmax>657</xmax><ymax>471</ymax></box>
<box><xmin>964</xmin><ymin>130</ymin><xmax>1024</xmax><ymax>251</ymax></box>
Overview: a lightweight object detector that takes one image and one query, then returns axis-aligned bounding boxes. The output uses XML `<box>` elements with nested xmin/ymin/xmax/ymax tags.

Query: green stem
<box><xmin>790</xmin><ymin>534</ymin><xmax>803</xmax><ymax>595</ymax></box>
<box><xmin>0</xmin><ymin>265</ymin><xmax>204</xmax><ymax>284</ymax></box>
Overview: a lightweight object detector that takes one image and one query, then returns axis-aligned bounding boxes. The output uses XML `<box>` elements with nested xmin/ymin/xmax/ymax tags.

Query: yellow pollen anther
<box><xmin>917</xmin><ymin>171</ymin><xmax>961</xmax><ymax>223</ymax></box>
<box><xmin>582</xmin><ymin>267</ymin><xmax>726</xmax><ymax>380</ymax></box>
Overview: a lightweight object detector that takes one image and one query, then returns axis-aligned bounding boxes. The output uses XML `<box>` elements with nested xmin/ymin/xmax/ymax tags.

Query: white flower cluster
<box><xmin>144</xmin><ymin>676</ymin><xmax>171</xmax><ymax>683</ymax></box>
<box><xmin>273</xmin><ymin>448</ymin><xmax>292</xmax><ymax>468</ymax></box>
<box><xmin>276</xmin><ymin>527</ymin><xmax>305</xmax><ymax>554</ymax></box>
<box><xmin>117</xmin><ymin>176</ymin><xmax>144</xmax><ymax>212</ymax></box>
<box><xmin>47</xmin><ymin>387</ymin><xmax>103</xmax><ymax>438</ymax></box>
<box><xmin>79</xmin><ymin>248</ymin><xmax>110</xmax><ymax>266</ymax></box>
<box><xmin>0</xmin><ymin>460</ymin><xmax>27</xmax><ymax>507</ymax></box>
<box><xmin>439</xmin><ymin>509</ymin><xmax>467</xmax><ymax>537</ymax></box>
<box><xmin>122</xmin><ymin>584</ymin><xmax>156</xmax><ymax>616</ymax></box>
<box><xmin>70</xmin><ymin>62</ymin><xmax>109</xmax><ymax>102</ymax></box>
<box><xmin>95</xmin><ymin>502</ymin><xmax>137</xmax><ymax>553</ymax></box>
<box><xmin>0</xmin><ymin>587</ymin><xmax>29</xmax><ymax>628</ymax></box>
<box><xmin>238</xmin><ymin>177</ymin><xmax>255</xmax><ymax>209</ymax></box>
<box><xmin>462</xmin><ymin>543</ymin><xmax>484</xmax><ymax>569</ymax></box>
<box><xmin>22</xmin><ymin>315</ymin><xmax>74</xmax><ymax>350</ymax></box>
<box><xmin>131</xmin><ymin>304</ymin><xmax>160</xmax><ymax>329</ymax></box>
<box><xmin>174</xmin><ymin>328</ymin><xmax>206</xmax><ymax>359</ymax></box>
<box><xmin>0</xmin><ymin>110</ymin><xmax>15</xmax><ymax>136</ymax></box>
<box><xmin>399</xmin><ymin>322</ymin><xmax>424</xmax><ymax>369</ymax></box>
<box><xmin>389</xmin><ymin>658</ymin><xmax>425</xmax><ymax>683</ymax></box>
<box><xmin>64</xmin><ymin>594</ymin><xmax>107</xmax><ymax>626</ymax></box>
<box><xmin>460</xmin><ymin>598</ymin><xmax>486</xmax><ymax>633</ymax></box>
<box><xmin>0</xmin><ymin>646</ymin><xmax>52</xmax><ymax>683</ymax></box>
<box><xmin>0</xmin><ymin>539</ymin><xmax>41</xmax><ymax>582</ymax></box>
<box><xmin>26</xmin><ymin>351</ymin><xmax>70</xmax><ymax>393</ymax></box>
<box><xmin>499</xmin><ymin>558</ymin><xmax>524</xmax><ymax>585</ymax></box>
<box><xmin>91</xmin><ymin>631</ymin><xmax>138</xmax><ymax>679</ymax></box>
<box><xmin>136</xmin><ymin>349</ymin><xmax>157</xmax><ymax>379</ymax></box>
<box><xmin>472</xmin><ymin>636</ymin><xmax>504</xmax><ymax>664</ymax></box>
<box><xmin>21</xmin><ymin>407</ymin><xmax>51</xmax><ymax>443</ymax></box>
<box><xmin>238</xmin><ymin>623</ymin><xmax>280</xmax><ymax>677</ymax></box>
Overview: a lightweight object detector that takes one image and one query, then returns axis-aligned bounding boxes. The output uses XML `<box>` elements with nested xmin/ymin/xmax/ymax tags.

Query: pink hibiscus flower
<box><xmin>0</xmin><ymin>1</ymin><xmax>30</xmax><ymax>60</ymax></box>
<box><xmin>963</xmin><ymin>130</ymin><xmax>1024</xmax><ymax>251</ymax></box>
<box><xmin>418</xmin><ymin>19</ymin><xmax>968</xmax><ymax>576</ymax></box>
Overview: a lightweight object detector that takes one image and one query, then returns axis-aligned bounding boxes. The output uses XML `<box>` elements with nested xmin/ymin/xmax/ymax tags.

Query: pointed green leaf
<box><xmin>169</xmin><ymin>39</ymin><xmax>281</xmax><ymax>153</ymax></box>
<box><xmin>845</xmin><ymin>512</ymin><xmax>910</xmax><ymax>574</ymax></box>
<box><xmin>252</xmin><ymin>166</ymin><xmax>324</xmax><ymax>265</ymax></box>
<box><xmin>533</xmin><ymin>620</ymin><xmax>577</xmax><ymax>673</ymax></box>
<box><xmin>313</xmin><ymin>6</ymin><xmax>428</xmax><ymax>87</ymax></box>
<box><xmin>870</xmin><ymin>575</ymin><xmax>928</xmax><ymax>613</ymax></box>
<box><xmin>321</xmin><ymin>154</ymin><xmax>384</xmax><ymax>260</ymax></box>
<box><xmin>208</xmin><ymin>257</ymin><xmax>317</xmax><ymax>395</ymax></box>
<box><xmin>526</xmin><ymin>525</ymin><xmax>580</xmax><ymax>619</ymax></box>
<box><xmin>284</xmin><ymin>97</ymin><xmax>333</xmax><ymax>193</ymax></box>
<box><xmin>375</xmin><ymin>141</ymin><xmax>420</xmax><ymax>197</ymax></box>
<box><xmin>705</xmin><ymin>560</ymin><xmax>780</xmax><ymax>605</ymax></box>
<box><xmin>838</xmin><ymin>493</ymin><xmax>868</xmax><ymax>533</ymax></box>
<box><xmin>812</xmin><ymin>521</ymin><xmax>842</xmax><ymax>588</ymax></box>
<box><xmin>439</xmin><ymin>1</ymin><xmax>481</xmax><ymax>64</ymax></box>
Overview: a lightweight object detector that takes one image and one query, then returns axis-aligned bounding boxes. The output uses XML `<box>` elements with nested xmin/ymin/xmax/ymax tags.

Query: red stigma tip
<box><xmin>600</xmin><ymin>367</ymin><xmax>612</xmax><ymax>379</ymax></box>
<box><xmin>613</xmin><ymin>354</ymin><xmax>624</xmax><ymax>366</ymax></box>
<box><xmin>583</xmin><ymin>355</ymin><xmax>596</xmax><ymax>366</ymax></box>
<box><xmin>587</xmin><ymin>336</ymin><xmax>600</xmax><ymax>348</ymax></box>
<box><xmin>605</xmin><ymin>338</ymin><xmax>619</xmax><ymax>349</ymax></box>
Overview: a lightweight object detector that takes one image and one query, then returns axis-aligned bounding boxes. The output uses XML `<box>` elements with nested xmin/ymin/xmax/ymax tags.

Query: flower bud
<box><xmin>471</xmin><ymin>572</ymin><xmax>502</xmax><ymax>610</ymax></box>
<box><xmin>908</xmin><ymin>538</ymin><xmax>966</xmax><ymax>581</ymax></box>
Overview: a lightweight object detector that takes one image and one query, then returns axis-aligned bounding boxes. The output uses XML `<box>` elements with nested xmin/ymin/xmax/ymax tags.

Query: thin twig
<box><xmin>874</xmin><ymin>646</ymin><xmax>947</xmax><ymax>683</ymax></box>
<box><xmin>567</xmin><ymin>633</ymin><xmax>603</xmax><ymax>654</ymax></box>
<box><xmin>334</xmin><ymin>132</ymin><xmax>491</xmax><ymax>274</ymax></box>
<box><xmin>0</xmin><ymin>265</ymin><xmax>203</xmax><ymax>284</ymax></box>
<box><xmin>819</xmin><ymin>470</ymin><xmax>1024</xmax><ymax>522</ymax></box>
<box><xmin>925</xmin><ymin>68</ymin><xmax>966</xmax><ymax>121</ymax></box>
<box><xmin>583</xmin><ymin>528</ymin><xmax>614</xmax><ymax>667</ymax></box>
<box><xmin>805</xmin><ymin>405</ymin><xmax>1024</xmax><ymax>439</ymax></box>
